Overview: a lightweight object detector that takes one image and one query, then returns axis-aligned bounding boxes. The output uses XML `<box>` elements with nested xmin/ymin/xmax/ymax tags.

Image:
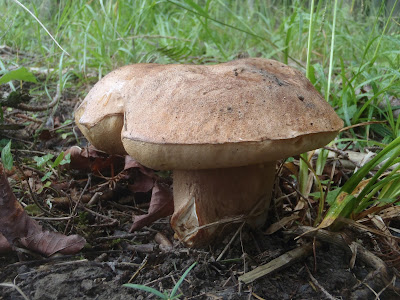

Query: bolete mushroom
<box><xmin>120</xmin><ymin>58</ymin><xmax>343</xmax><ymax>247</ymax></box>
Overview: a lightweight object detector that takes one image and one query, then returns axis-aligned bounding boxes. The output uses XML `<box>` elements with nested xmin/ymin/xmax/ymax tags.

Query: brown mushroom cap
<box><xmin>75</xmin><ymin>64</ymin><xmax>166</xmax><ymax>155</ymax></box>
<box><xmin>122</xmin><ymin>58</ymin><xmax>343</xmax><ymax>169</ymax></box>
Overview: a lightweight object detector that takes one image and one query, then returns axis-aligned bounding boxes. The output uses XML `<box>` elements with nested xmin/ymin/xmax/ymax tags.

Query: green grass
<box><xmin>1</xmin><ymin>0</ymin><xmax>400</xmax><ymax>227</ymax></box>
<box><xmin>1</xmin><ymin>1</ymin><xmax>398</xmax><ymax>133</ymax></box>
<box><xmin>124</xmin><ymin>262</ymin><xmax>197</xmax><ymax>299</ymax></box>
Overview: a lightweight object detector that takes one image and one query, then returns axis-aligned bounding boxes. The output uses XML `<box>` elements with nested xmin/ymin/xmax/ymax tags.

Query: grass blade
<box><xmin>11</xmin><ymin>0</ymin><xmax>69</xmax><ymax>56</ymax></box>
<box><xmin>170</xmin><ymin>262</ymin><xmax>197</xmax><ymax>298</ymax></box>
<box><xmin>319</xmin><ymin>136</ymin><xmax>400</xmax><ymax>228</ymax></box>
<box><xmin>123</xmin><ymin>283</ymin><xmax>166</xmax><ymax>299</ymax></box>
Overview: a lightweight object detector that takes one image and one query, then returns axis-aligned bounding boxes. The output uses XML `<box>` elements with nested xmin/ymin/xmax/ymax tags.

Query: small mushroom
<box><xmin>120</xmin><ymin>58</ymin><xmax>343</xmax><ymax>247</ymax></box>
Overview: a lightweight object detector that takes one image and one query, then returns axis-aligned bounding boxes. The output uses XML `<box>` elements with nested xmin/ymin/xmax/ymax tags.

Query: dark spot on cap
<box><xmin>274</xmin><ymin>76</ymin><xmax>284</xmax><ymax>86</ymax></box>
<box><xmin>298</xmin><ymin>95</ymin><xmax>304</xmax><ymax>101</ymax></box>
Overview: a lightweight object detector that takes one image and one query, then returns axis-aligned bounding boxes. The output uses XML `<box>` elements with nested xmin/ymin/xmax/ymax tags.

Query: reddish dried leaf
<box><xmin>64</xmin><ymin>145</ymin><xmax>124</xmax><ymax>174</ymax></box>
<box><xmin>20</xmin><ymin>231</ymin><xmax>86</xmax><ymax>256</ymax></box>
<box><xmin>129</xmin><ymin>182</ymin><xmax>174</xmax><ymax>232</ymax></box>
<box><xmin>124</xmin><ymin>156</ymin><xmax>155</xmax><ymax>178</ymax></box>
<box><xmin>125</xmin><ymin>156</ymin><xmax>156</xmax><ymax>193</ymax></box>
<box><xmin>0</xmin><ymin>163</ymin><xmax>86</xmax><ymax>256</ymax></box>
<box><xmin>38</xmin><ymin>129</ymin><xmax>53</xmax><ymax>141</ymax></box>
<box><xmin>128</xmin><ymin>173</ymin><xmax>155</xmax><ymax>193</ymax></box>
<box><xmin>0</xmin><ymin>234</ymin><xmax>12</xmax><ymax>254</ymax></box>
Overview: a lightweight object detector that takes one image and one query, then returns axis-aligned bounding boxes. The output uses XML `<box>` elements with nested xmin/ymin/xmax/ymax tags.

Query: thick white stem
<box><xmin>171</xmin><ymin>162</ymin><xmax>276</xmax><ymax>247</ymax></box>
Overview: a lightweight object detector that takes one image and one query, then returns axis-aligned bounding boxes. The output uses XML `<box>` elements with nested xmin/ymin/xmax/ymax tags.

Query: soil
<box><xmin>1</xmin><ymin>218</ymin><xmax>399</xmax><ymax>300</ymax></box>
<box><xmin>1</xmin><ymin>78</ymin><xmax>400</xmax><ymax>300</ymax></box>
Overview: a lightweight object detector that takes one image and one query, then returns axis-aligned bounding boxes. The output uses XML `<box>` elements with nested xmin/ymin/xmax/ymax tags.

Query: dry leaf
<box><xmin>0</xmin><ymin>234</ymin><xmax>12</xmax><ymax>254</ymax></box>
<box><xmin>129</xmin><ymin>182</ymin><xmax>174</xmax><ymax>232</ymax></box>
<box><xmin>0</xmin><ymin>163</ymin><xmax>86</xmax><ymax>256</ymax></box>
<box><xmin>264</xmin><ymin>215</ymin><xmax>299</xmax><ymax>235</ymax></box>
<box><xmin>124</xmin><ymin>156</ymin><xmax>155</xmax><ymax>193</ymax></box>
<box><xmin>64</xmin><ymin>145</ymin><xmax>124</xmax><ymax>174</ymax></box>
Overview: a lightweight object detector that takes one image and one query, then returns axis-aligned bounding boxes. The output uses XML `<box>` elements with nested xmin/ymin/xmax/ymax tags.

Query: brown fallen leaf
<box><xmin>0</xmin><ymin>163</ymin><xmax>86</xmax><ymax>256</ymax></box>
<box><xmin>19</xmin><ymin>231</ymin><xmax>86</xmax><ymax>256</ymax></box>
<box><xmin>64</xmin><ymin>145</ymin><xmax>125</xmax><ymax>174</ymax></box>
<box><xmin>0</xmin><ymin>234</ymin><xmax>12</xmax><ymax>254</ymax></box>
<box><xmin>124</xmin><ymin>156</ymin><xmax>156</xmax><ymax>193</ymax></box>
<box><xmin>65</xmin><ymin>147</ymin><xmax>156</xmax><ymax>192</ymax></box>
<box><xmin>129</xmin><ymin>182</ymin><xmax>174</xmax><ymax>232</ymax></box>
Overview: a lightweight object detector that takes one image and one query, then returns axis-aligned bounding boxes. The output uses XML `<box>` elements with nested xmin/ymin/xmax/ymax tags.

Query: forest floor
<box><xmin>1</xmin><ymin>75</ymin><xmax>399</xmax><ymax>300</ymax></box>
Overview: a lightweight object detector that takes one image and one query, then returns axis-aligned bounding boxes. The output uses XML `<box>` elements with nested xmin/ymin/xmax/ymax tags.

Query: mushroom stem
<box><xmin>171</xmin><ymin>162</ymin><xmax>276</xmax><ymax>247</ymax></box>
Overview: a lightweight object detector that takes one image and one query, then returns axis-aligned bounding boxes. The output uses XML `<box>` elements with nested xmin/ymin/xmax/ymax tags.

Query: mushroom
<box><xmin>120</xmin><ymin>58</ymin><xmax>344</xmax><ymax>247</ymax></box>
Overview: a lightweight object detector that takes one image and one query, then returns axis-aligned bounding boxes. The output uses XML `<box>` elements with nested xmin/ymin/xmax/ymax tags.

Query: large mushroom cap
<box><xmin>122</xmin><ymin>58</ymin><xmax>343</xmax><ymax>169</ymax></box>
<box><xmin>75</xmin><ymin>64</ymin><xmax>164</xmax><ymax>154</ymax></box>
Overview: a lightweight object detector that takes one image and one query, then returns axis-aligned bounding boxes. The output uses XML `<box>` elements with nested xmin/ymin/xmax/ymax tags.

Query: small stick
<box><xmin>216</xmin><ymin>223</ymin><xmax>245</xmax><ymax>262</ymax></box>
<box><xmin>305</xmin><ymin>265</ymin><xmax>340</xmax><ymax>300</ymax></box>
<box><xmin>64</xmin><ymin>174</ymin><xmax>91</xmax><ymax>234</ymax></box>
<box><xmin>0</xmin><ymin>282</ymin><xmax>29</xmax><ymax>300</ymax></box>
<box><xmin>238</xmin><ymin>243</ymin><xmax>314</xmax><ymax>284</ymax></box>
<box><xmin>14</xmin><ymin>160</ymin><xmax>56</xmax><ymax>216</ymax></box>
<box><xmin>127</xmin><ymin>255</ymin><xmax>148</xmax><ymax>283</ymax></box>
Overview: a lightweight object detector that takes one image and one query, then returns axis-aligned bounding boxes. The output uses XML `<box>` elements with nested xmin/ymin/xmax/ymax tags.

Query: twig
<box><xmin>374</xmin><ymin>276</ymin><xmax>397</xmax><ymax>300</ymax></box>
<box><xmin>0</xmin><ymin>282</ymin><xmax>30</xmax><ymax>300</ymax></box>
<box><xmin>127</xmin><ymin>255</ymin><xmax>148</xmax><ymax>283</ymax></box>
<box><xmin>340</xmin><ymin>120</ymin><xmax>387</xmax><ymax>132</ymax></box>
<box><xmin>289</xmin><ymin>226</ymin><xmax>399</xmax><ymax>293</ymax></box>
<box><xmin>251</xmin><ymin>292</ymin><xmax>266</xmax><ymax>300</ymax></box>
<box><xmin>216</xmin><ymin>223</ymin><xmax>245</xmax><ymax>262</ymax></box>
<box><xmin>32</xmin><ymin>216</ymin><xmax>73</xmax><ymax>221</ymax></box>
<box><xmin>305</xmin><ymin>265</ymin><xmax>340</xmax><ymax>300</ymax></box>
<box><xmin>14</xmin><ymin>160</ymin><xmax>56</xmax><ymax>216</ymax></box>
<box><xmin>64</xmin><ymin>174</ymin><xmax>92</xmax><ymax>234</ymax></box>
<box><xmin>238</xmin><ymin>243</ymin><xmax>314</xmax><ymax>284</ymax></box>
<box><xmin>17</xmin><ymin>83</ymin><xmax>61</xmax><ymax>112</ymax></box>
<box><xmin>183</xmin><ymin>194</ymin><xmax>269</xmax><ymax>241</ymax></box>
<box><xmin>95</xmin><ymin>232</ymin><xmax>151</xmax><ymax>242</ymax></box>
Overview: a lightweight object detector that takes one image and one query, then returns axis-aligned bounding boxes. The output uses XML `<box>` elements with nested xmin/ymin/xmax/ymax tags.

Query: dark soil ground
<box><xmin>1</xmin><ymin>77</ymin><xmax>400</xmax><ymax>300</ymax></box>
<box><xmin>1</xmin><ymin>222</ymin><xmax>399</xmax><ymax>300</ymax></box>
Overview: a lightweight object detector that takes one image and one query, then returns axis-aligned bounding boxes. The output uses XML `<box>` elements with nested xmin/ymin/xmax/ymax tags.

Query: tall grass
<box><xmin>1</xmin><ymin>1</ymin><xmax>398</xmax><ymax>122</ymax></box>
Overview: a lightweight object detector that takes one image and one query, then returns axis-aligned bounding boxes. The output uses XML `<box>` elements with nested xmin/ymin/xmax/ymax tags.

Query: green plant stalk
<box><xmin>354</xmin><ymin>148</ymin><xmax>400</xmax><ymax>211</ymax></box>
<box><xmin>314</xmin><ymin>0</ymin><xmax>338</xmax><ymax>204</ymax></box>
<box><xmin>325</xmin><ymin>0</ymin><xmax>337</xmax><ymax>102</ymax></box>
<box><xmin>357</xmin><ymin>173</ymin><xmax>400</xmax><ymax>213</ymax></box>
<box><xmin>370</xmin><ymin>0</ymin><xmax>399</xmax><ymax>66</ymax></box>
<box><xmin>299</xmin><ymin>0</ymin><xmax>315</xmax><ymax>196</ymax></box>
<box><xmin>305</xmin><ymin>0</ymin><xmax>315</xmax><ymax>80</ymax></box>
<box><xmin>299</xmin><ymin>155</ymin><xmax>325</xmax><ymax>226</ymax></box>
<box><xmin>378</xmin><ymin>175</ymin><xmax>400</xmax><ymax>201</ymax></box>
